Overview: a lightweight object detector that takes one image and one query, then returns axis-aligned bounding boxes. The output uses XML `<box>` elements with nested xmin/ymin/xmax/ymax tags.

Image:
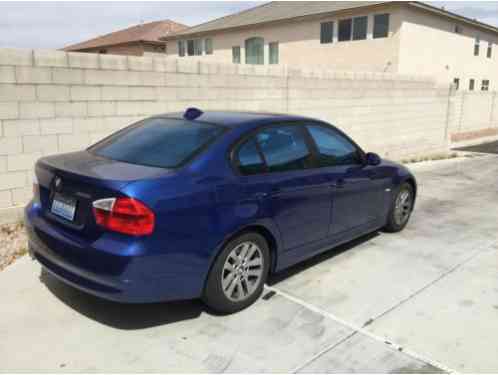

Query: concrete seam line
<box><xmin>291</xmin><ymin>331</ymin><xmax>358</xmax><ymax>373</ymax></box>
<box><xmin>264</xmin><ymin>285</ymin><xmax>457</xmax><ymax>374</ymax></box>
<box><xmin>368</xmin><ymin>243</ymin><xmax>496</xmax><ymax>325</ymax></box>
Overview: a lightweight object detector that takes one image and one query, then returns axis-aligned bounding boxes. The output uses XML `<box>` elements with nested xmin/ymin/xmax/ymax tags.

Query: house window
<box><xmin>338</xmin><ymin>19</ymin><xmax>352</xmax><ymax>41</ymax></box>
<box><xmin>193</xmin><ymin>39</ymin><xmax>203</xmax><ymax>55</ymax></box>
<box><xmin>245</xmin><ymin>37</ymin><xmax>264</xmax><ymax>65</ymax></box>
<box><xmin>482</xmin><ymin>80</ymin><xmax>490</xmax><ymax>91</ymax></box>
<box><xmin>474</xmin><ymin>36</ymin><xmax>480</xmax><ymax>56</ymax></box>
<box><xmin>232</xmin><ymin>46</ymin><xmax>241</xmax><ymax>64</ymax></box>
<box><xmin>353</xmin><ymin>16</ymin><xmax>368</xmax><ymax>40</ymax></box>
<box><xmin>453</xmin><ymin>78</ymin><xmax>459</xmax><ymax>90</ymax></box>
<box><xmin>187</xmin><ymin>40</ymin><xmax>195</xmax><ymax>56</ymax></box>
<box><xmin>178</xmin><ymin>41</ymin><xmax>185</xmax><ymax>57</ymax></box>
<box><xmin>373</xmin><ymin>14</ymin><xmax>390</xmax><ymax>38</ymax></box>
<box><xmin>487</xmin><ymin>42</ymin><xmax>492</xmax><ymax>58</ymax></box>
<box><xmin>98</xmin><ymin>49</ymin><xmax>107</xmax><ymax>54</ymax></box>
<box><xmin>469</xmin><ymin>79</ymin><xmax>475</xmax><ymax>91</ymax></box>
<box><xmin>454</xmin><ymin>24</ymin><xmax>462</xmax><ymax>34</ymax></box>
<box><xmin>205</xmin><ymin>38</ymin><xmax>213</xmax><ymax>55</ymax></box>
<box><xmin>269</xmin><ymin>42</ymin><xmax>279</xmax><ymax>64</ymax></box>
<box><xmin>320</xmin><ymin>21</ymin><xmax>334</xmax><ymax>44</ymax></box>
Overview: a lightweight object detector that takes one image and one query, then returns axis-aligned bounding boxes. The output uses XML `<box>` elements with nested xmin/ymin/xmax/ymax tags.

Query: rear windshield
<box><xmin>89</xmin><ymin>118</ymin><xmax>225</xmax><ymax>169</ymax></box>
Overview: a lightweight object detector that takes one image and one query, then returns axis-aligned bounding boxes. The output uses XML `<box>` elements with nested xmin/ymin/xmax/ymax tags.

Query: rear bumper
<box><xmin>24</xmin><ymin>202</ymin><xmax>206</xmax><ymax>303</ymax></box>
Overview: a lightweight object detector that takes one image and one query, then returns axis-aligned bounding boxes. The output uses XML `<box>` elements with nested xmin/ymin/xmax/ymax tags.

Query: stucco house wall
<box><xmin>168</xmin><ymin>4</ymin><xmax>403</xmax><ymax>73</ymax></box>
<box><xmin>397</xmin><ymin>6</ymin><xmax>498</xmax><ymax>90</ymax></box>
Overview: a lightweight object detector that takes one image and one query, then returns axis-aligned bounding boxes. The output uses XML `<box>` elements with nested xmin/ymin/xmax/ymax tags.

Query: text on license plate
<box><xmin>51</xmin><ymin>195</ymin><xmax>77</xmax><ymax>221</ymax></box>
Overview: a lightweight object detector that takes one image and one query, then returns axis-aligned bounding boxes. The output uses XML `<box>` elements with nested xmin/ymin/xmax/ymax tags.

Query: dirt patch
<box><xmin>0</xmin><ymin>222</ymin><xmax>28</xmax><ymax>271</ymax></box>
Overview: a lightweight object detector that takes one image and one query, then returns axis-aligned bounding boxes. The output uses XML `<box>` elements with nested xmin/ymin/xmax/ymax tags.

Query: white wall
<box><xmin>0</xmin><ymin>48</ymin><xmax>496</xmax><ymax>224</ymax></box>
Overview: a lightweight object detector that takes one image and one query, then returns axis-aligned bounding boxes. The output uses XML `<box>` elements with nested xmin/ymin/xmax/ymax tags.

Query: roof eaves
<box><xmin>161</xmin><ymin>1</ymin><xmax>392</xmax><ymax>41</ymax></box>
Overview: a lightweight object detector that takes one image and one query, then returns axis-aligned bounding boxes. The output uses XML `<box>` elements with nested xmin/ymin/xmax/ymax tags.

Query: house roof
<box><xmin>162</xmin><ymin>1</ymin><xmax>498</xmax><ymax>40</ymax></box>
<box><xmin>163</xmin><ymin>1</ymin><xmax>385</xmax><ymax>39</ymax></box>
<box><xmin>63</xmin><ymin>20</ymin><xmax>188</xmax><ymax>51</ymax></box>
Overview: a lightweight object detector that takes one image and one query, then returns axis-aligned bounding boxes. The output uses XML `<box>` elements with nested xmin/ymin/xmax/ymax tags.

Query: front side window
<box><xmin>487</xmin><ymin>42</ymin><xmax>492</xmax><ymax>58</ymax></box>
<box><xmin>373</xmin><ymin>13</ymin><xmax>390</xmax><ymax>38</ymax></box>
<box><xmin>353</xmin><ymin>16</ymin><xmax>368</xmax><ymax>40</ymax></box>
<box><xmin>245</xmin><ymin>37</ymin><xmax>264</xmax><ymax>65</ymax></box>
<box><xmin>306</xmin><ymin>125</ymin><xmax>361</xmax><ymax>167</ymax></box>
<box><xmin>474</xmin><ymin>36</ymin><xmax>480</xmax><ymax>56</ymax></box>
<box><xmin>237</xmin><ymin>138</ymin><xmax>266</xmax><ymax>175</ymax></box>
<box><xmin>338</xmin><ymin>19</ymin><xmax>352</xmax><ymax>42</ymax></box>
<box><xmin>205</xmin><ymin>38</ymin><xmax>213</xmax><ymax>55</ymax></box>
<box><xmin>90</xmin><ymin>118</ymin><xmax>224</xmax><ymax>169</ymax></box>
<box><xmin>469</xmin><ymin>79</ymin><xmax>475</xmax><ymax>91</ymax></box>
<box><xmin>482</xmin><ymin>79</ymin><xmax>490</xmax><ymax>91</ymax></box>
<box><xmin>187</xmin><ymin>40</ymin><xmax>195</xmax><ymax>56</ymax></box>
<box><xmin>269</xmin><ymin>41</ymin><xmax>279</xmax><ymax>64</ymax></box>
<box><xmin>256</xmin><ymin>125</ymin><xmax>313</xmax><ymax>173</ymax></box>
<box><xmin>320</xmin><ymin>21</ymin><xmax>334</xmax><ymax>44</ymax></box>
<box><xmin>178</xmin><ymin>40</ymin><xmax>185</xmax><ymax>57</ymax></box>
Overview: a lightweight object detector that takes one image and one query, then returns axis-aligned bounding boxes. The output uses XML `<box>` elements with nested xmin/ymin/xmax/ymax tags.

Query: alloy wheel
<box><xmin>394</xmin><ymin>188</ymin><xmax>413</xmax><ymax>226</ymax></box>
<box><xmin>221</xmin><ymin>241</ymin><xmax>264</xmax><ymax>302</ymax></box>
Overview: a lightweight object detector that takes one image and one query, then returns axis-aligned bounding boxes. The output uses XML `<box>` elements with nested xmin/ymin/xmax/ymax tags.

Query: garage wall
<box><xmin>0</xmin><ymin>48</ymin><xmax>493</xmax><ymax>223</ymax></box>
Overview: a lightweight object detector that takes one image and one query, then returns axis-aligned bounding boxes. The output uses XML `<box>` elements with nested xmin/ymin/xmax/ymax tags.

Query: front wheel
<box><xmin>203</xmin><ymin>232</ymin><xmax>270</xmax><ymax>314</ymax></box>
<box><xmin>384</xmin><ymin>182</ymin><xmax>414</xmax><ymax>232</ymax></box>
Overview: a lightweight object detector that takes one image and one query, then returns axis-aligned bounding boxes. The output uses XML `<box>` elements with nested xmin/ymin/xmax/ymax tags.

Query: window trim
<box><xmin>469</xmin><ymin>78</ymin><xmax>475</xmax><ymax>91</ymax></box>
<box><xmin>373</xmin><ymin>13</ymin><xmax>390</xmax><ymax>39</ymax></box>
<box><xmin>232</xmin><ymin>46</ymin><xmax>241</xmax><ymax>64</ymax></box>
<box><xmin>228</xmin><ymin>121</ymin><xmax>366</xmax><ymax>177</ymax></box>
<box><xmin>245</xmin><ymin>36</ymin><xmax>265</xmax><ymax>65</ymax></box>
<box><xmin>338</xmin><ymin>18</ymin><xmax>353</xmax><ymax>42</ymax></box>
<box><xmin>205</xmin><ymin>38</ymin><xmax>213</xmax><ymax>55</ymax></box>
<box><xmin>352</xmin><ymin>15</ymin><xmax>368</xmax><ymax>41</ymax></box>
<box><xmin>320</xmin><ymin>21</ymin><xmax>334</xmax><ymax>44</ymax></box>
<box><xmin>269</xmin><ymin>41</ymin><xmax>279</xmax><ymax>64</ymax></box>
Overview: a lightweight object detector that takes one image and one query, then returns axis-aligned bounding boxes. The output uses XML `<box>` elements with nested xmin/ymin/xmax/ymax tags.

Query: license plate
<box><xmin>51</xmin><ymin>194</ymin><xmax>77</xmax><ymax>221</ymax></box>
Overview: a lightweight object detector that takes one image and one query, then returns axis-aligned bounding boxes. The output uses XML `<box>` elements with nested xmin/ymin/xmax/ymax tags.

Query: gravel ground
<box><xmin>0</xmin><ymin>223</ymin><xmax>28</xmax><ymax>271</ymax></box>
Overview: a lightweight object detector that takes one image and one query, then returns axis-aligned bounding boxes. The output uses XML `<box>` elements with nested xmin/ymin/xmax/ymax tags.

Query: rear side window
<box><xmin>90</xmin><ymin>118</ymin><xmax>224</xmax><ymax>169</ymax></box>
<box><xmin>256</xmin><ymin>125</ymin><xmax>313</xmax><ymax>173</ymax></box>
<box><xmin>306</xmin><ymin>125</ymin><xmax>361</xmax><ymax>167</ymax></box>
<box><xmin>237</xmin><ymin>138</ymin><xmax>266</xmax><ymax>175</ymax></box>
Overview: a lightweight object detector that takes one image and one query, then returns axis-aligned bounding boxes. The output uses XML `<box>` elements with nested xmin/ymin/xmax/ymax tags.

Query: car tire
<box><xmin>384</xmin><ymin>182</ymin><xmax>414</xmax><ymax>233</ymax></box>
<box><xmin>203</xmin><ymin>232</ymin><xmax>270</xmax><ymax>314</ymax></box>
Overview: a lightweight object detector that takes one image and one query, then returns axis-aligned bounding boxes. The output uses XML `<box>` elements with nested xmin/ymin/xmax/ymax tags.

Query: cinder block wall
<box><xmin>0</xmin><ymin>48</ymin><xmax>495</xmax><ymax>223</ymax></box>
<box><xmin>448</xmin><ymin>92</ymin><xmax>498</xmax><ymax>142</ymax></box>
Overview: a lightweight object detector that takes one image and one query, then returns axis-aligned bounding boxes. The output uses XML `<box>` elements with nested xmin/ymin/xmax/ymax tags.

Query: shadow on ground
<box><xmin>40</xmin><ymin>270</ymin><xmax>205</xmax><ymax>330</ymax></box>
<box><xmin>453</xmin><ymin>140</ymin><xmax>498</xmax><ymax>154</ymax></box>
<box><xmin>39</xmin><ymin>231</ymin><xmax>379</xmax><ymax>330</ymax></box>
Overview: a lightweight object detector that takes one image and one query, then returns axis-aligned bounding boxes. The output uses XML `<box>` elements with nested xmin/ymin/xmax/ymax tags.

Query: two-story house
<box><xmin>162</xmin><ymin>1</ymin><xmax>498</xmax><ymax>90</ymax></box>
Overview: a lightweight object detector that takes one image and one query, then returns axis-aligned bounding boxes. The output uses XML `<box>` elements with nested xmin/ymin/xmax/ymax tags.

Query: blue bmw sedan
<box><xmin>25</xmin><ymin>109</ymin><xmax>416</xmax><ymax>313</ymax></box>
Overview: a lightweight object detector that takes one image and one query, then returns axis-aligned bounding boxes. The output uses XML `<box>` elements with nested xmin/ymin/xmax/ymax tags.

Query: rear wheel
<box><xmin>203</xmin><ymin>232</ymin><xmax>270</xmax><ymax>314</ymax></box>
<box><xmin>384</xmin><ymin>182</ymin><xmax>414</xmax><ymax>232</ymax></box>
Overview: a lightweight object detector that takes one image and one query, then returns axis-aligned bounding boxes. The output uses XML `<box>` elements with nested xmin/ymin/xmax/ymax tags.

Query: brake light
<box><xmin>92</xmin><ymin>197</ymin><xmax>155</xmax><ymax>236</ymax></box>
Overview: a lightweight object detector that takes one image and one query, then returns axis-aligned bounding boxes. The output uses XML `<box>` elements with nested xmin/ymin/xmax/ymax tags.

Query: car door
<box><xmin>234</xmin><ymin>123</ymin><xmax>332</xmax><ymax>252</ymax></box>
<box><xmin>305</xmin><ymin>123</ymin><xmax>388</xmax><ymax>238</ymax></box>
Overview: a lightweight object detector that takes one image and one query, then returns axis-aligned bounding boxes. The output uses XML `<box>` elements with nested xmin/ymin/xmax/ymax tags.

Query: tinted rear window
<box><xmin>90</xmin><ymin>118</ymin><xmax>225</xmax><ymax>168</ymax></box>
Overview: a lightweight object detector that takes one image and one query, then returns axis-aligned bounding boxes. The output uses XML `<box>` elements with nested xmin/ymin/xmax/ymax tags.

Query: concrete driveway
<box><xmin>1</xmin><ymin>153</ymin><xmax>497</xmax><ymax>373</ymax></box>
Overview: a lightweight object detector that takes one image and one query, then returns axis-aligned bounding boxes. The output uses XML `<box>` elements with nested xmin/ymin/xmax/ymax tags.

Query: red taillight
<box><xmin>92</xmin><ymin>197</ymin><xmax>155</xmax><ymax>236</ymax></box>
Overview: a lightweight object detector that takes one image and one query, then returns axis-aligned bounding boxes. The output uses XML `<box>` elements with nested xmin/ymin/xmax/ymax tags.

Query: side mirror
<box><xmin>365</xmin><ymin>152</ymin><xmax>381</xmax><ymax>166</ymax></box>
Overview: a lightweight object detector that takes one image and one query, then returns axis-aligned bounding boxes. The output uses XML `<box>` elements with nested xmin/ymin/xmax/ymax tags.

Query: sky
<box><xmin>0</xmin><ymin>1</ymin><xmax>497</xmax><ymax>50</ymax></box>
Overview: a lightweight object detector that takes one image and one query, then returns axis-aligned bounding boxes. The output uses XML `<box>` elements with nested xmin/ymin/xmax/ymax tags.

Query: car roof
<box><xmin>154</xmin><ymin>110</ymin><xmax>317</xmax><ymax>128</ymax></box>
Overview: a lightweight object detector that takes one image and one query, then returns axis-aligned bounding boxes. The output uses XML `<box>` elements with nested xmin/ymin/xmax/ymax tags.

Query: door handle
<box><xmin>253</xmin><ymin>192</ymin><xmax>269</xmax><ymax>199</ymax></box>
